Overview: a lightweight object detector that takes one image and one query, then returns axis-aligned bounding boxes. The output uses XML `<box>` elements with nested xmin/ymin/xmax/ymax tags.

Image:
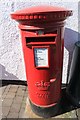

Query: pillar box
<box><xmin>11</xmin><ymin>6</ymin><xmax>72</xmax><ymax>117</ymax></box>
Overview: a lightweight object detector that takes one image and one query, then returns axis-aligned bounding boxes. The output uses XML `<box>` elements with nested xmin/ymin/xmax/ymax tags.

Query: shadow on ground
<box><xmin>59</xmin><ymin>87</ymin><xmax>78</xmax><ymax>115</ymax></box>
<box><xmin>0</xmin><ymin>64</ymin><xmax>27</xmax><ymax>87</ymax></box>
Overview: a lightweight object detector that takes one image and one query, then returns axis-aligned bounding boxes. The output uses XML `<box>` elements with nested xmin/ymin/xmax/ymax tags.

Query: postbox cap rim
<box><xmin>12</xmin><ymin>5</ymin><xmax>71</xmax><ymax>14</ymax></box>
<box><xmin>11</xmin><ymin>5</ymin><xmax>73</xmax><ymax>27</ymax></box>
<box><xmin>11</xmin><ymin>6</ymin><xmax>72</xmax><ymax>16</ymax></box>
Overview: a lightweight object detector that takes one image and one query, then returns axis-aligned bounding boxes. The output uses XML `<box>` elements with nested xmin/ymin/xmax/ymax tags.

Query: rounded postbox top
<box><xmin>11</xmin><ymin>5</ymin><xmax>72</xmax><ymax>26</ymax></box>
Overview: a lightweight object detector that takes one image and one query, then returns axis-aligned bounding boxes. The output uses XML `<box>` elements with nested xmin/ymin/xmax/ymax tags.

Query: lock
<box><xmin>36</xmin><ymin>30</ymin><xmax>44</xmax><ymax>35</ymax></box>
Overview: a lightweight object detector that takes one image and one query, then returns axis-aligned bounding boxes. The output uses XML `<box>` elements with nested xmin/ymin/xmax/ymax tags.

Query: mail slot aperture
<box><xmin>26</xmin><ymin>36</ymin><xmax>56</xmax><ymax>46</ymax></box>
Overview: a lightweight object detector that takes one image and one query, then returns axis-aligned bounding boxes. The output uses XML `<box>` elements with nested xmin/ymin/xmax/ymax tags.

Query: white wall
<box><xmin>0</xmin><ymin>0</ymin><xmax>79</xmax><ymax>83</ymax></box>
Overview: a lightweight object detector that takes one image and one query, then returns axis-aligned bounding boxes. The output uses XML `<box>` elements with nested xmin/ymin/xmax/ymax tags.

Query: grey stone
<box><xmin>2</xmin><ymin>86</ymin><xmax>7</xmax><ymax>94</ymax></box>
<box><xmin>9</xmin><ymin>86</ymin><xmax>18</xmax><ymax>93</ymax></box>
<box><xmin>55</xmin><ymin>110</ymin><xmax>77</xmax><ymax>118</ymax></box>
<box><xmin>16</xmin><ymin>87</ymin><xmax>25</xmax><ymax>96</ymax></box>
<box><xmin>2</xmin><ymin>106</ymin><xmax>10</xmax><ymax>117</ymax></box>
<box><xmin>7</xmin><ymin>112</ymin><xmax>19</xmax><ymax>118</ymax></box>
<box><xmin>5</xmin><ymin>92</ymin><xmax>16</xmax><ymax>99</ymax></box>
<box><xmin>9</xmin><ymin>103</ymin><xmax>21</xmax><ymax>113</ymax></box>
<box><xmin>2</xmin><ymin>98</ymin><xmax>13</xmax><ymax>107</ymax></box>
<box><xmin>13</xmin><ymin>96</ymin><xmax>23</xmax><ymax>104</ymax></box>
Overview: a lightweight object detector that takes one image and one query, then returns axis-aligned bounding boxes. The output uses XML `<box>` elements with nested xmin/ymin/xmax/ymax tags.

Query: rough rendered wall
<box><xmin>0</xmin><ymin>0</ymin><xmax>79</xmax><ymax>83</ymax></box>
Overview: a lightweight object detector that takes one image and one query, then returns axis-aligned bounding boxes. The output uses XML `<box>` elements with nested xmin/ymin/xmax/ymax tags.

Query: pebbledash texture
<box><xmin>0</xmin><ymin>1</ymin><xmax>79</xmax><ymax>83</ymax></box>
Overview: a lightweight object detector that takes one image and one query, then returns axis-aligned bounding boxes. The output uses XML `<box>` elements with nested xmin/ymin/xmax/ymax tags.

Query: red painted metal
<box><xmin>11</xmin><ymin>6</ymin><xmax>72</xmax><ymax>107</ymax></box>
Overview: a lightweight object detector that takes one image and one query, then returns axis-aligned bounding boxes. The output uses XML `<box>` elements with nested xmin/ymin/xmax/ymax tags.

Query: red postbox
<box><xmin>11</xmin><ymin>6</ymin><xmax>72</xmax><ymax>117</ymax></box>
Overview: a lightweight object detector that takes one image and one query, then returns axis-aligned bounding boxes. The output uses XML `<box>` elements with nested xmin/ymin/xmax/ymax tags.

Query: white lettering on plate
<box><xmin>34</xmin><ymin>48</ymin><xmax>48</xmax><ymax>67</ymax></box>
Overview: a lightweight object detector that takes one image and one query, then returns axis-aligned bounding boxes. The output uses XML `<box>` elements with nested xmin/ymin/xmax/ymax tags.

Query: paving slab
<box><xmin>2</xmin><ymin>94</ymin><xmax>7</xmax><ymax>100</ymax></box>
<box><xmin>2</xmin><ymin>106</ymin><xmax>10</xmax><ymax>118</ymax></box>
<box><xmin>5</xmin><ymin>92</ymin><xmax>16</xmax><ymax>99</ymax></box>
<box><xmin>1</xmin><ymin>84</ymin><xmax>80</xmax><ymax>119</ymax></box>
<box><xmin>9</xmin><ymin>86</ymin><xmax>18</xmax><ymax>93</ymax></box>
<box><xmin>9</xmin><ymin>103</ymin><xmax>21</xmax><ymax>113</ymax></box>
<box><xmin>0</xmin><ymin>90</ymin><xmax>2</xmax><ymax>100</ymax></box>
<box><xmin>18</xmin><ymin>108</ymin><xmax>29</xmax><ymax>118</ymax></box>
<box><xmin>2</xmin><ymin>91</ymin><xmax>8</xmax><ymax>97</ymax></box>
<box><xmin>19</xmin><ymin>85</ymin><xmax>27</xmax><ymax>89</ymax></box>
<box><xmin>16</xmin><ymin>87</ymin><xmax>25</xmax><ymax>96</ymax></box>
<box><xmin>55</xmin><ymin>110</ymin><xmax>77</xmax><ymax>118</ymax></box>
<box><xmin>19</xmin><ymin>96</ymin><xmax>27</xmax><ymax>109</ymax></box>
<box><xmin>23</xmin><ymin>96</ymin><xmax>27</xmax><ymax>101</ymax></box>
<box><xmin>0</xmin><ymin>106</ymin><xmax>2</xmax><ymax>119</ymax></box>
<box><xmin>2</xmin><ymin>86</ymin><xmax>7</xmax><ymax>94</ymax></box>
<box><xmin>10</xmin><ymin>85</ymin><xmax>19</xmax><ymax>88</ymax></box>
<box><xmin>0</xmin><ymin>98</ymin><xmax>2</xmax><ymax>107</ymax></box>
<box><xmin>13</xmin><ymin>96</ymin><xmax>23</xmax><ymax>104</ymax></box>
<box><xmin>21</xmin><ymin>102</ymin><xmax>26</xmax><ymax>109</ymax></box>
<box><xmin>3</xmin><ymin>85</ymin><xmax>11</xmax><ymax>94</ymax></box>
<box><xmin>21</xmin><ymin>104</ymin><xmax>26</xmax><ymax>109</ymax></box>
<box><xmin>2</xmin><ymin>98</ymin><xmax>13</xmax><ymax>107</ymax></box>
<box><xmin>24</xmin><ymin>89</ymin><xmax>28</xmax><ymax>97</ymax></box>
<box><xmin>24</xmin><ymin>93</ymin><xmax>28</xmax><ymax>97</ymax></box>
<box><xmin>7</xmin><ymin>112</ymin><xmax>19</xmax><ymax>118</ymax></box>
